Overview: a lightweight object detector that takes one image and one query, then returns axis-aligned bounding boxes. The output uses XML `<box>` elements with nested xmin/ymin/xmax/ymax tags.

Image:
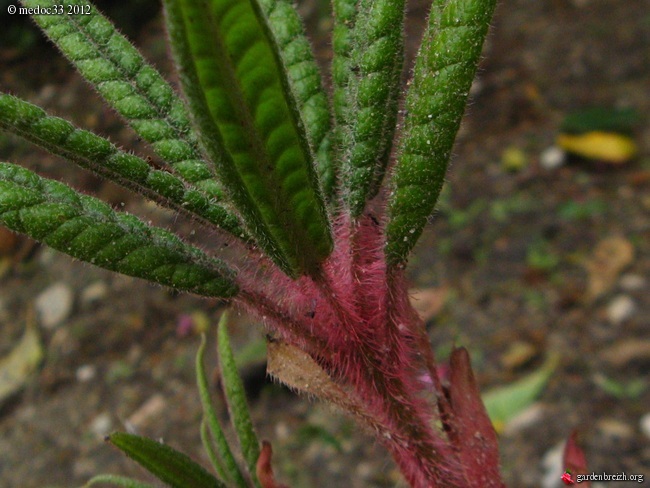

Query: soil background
<box><xmin>1</xmin><ymin>0</ymin><xmax>649</xmax><ymax>487</ymax></box>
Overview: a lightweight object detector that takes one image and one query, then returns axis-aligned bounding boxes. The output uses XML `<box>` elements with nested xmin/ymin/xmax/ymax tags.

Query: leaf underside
<box><xmin>107</xmin><ymin>431</ymin><xmax>225</xmax><ymax>488</ymax></box>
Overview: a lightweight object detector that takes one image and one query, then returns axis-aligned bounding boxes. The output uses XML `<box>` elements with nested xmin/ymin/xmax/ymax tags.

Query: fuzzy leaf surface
<box><xmin>107</xmin><ymin>432</ymin><xmax>225</xmax><ymax>488</ymax></box>
<box><xmin>164</xmin><ymin>0</ymin><xmax>332</xmax><ymax>277</ymax></box>
<box><xmin>22</xmin><ymin>0</ymin><xmax>225</xmax><ymax>201</ymax></box>
<box><xmin>84</xmin><ymin>474</ymin><xmax>157</xmax><ymax>488</ymax></box>
<box><xmin>386</xmin><ymin>0</ymin><xmax>497</xmax><ymax>264</ymax></box>
<box><xmin>342</xmin><ymin>0</ymin><xmax>406</xmax><ymax>216</ymax></box>
<box><xmin>0</xmin><ymin>93</ymin><xmax>247</xmax><ymax>239</ymax></box>
<box><xmin>331</xmin><ymin>0</ymin><xmax>358</xmax><ymax>157</ymax></box>
<box><xmin>0</xmin><ymin>163</ymin><xmax>238</xmax><ymax>297</ymax></box>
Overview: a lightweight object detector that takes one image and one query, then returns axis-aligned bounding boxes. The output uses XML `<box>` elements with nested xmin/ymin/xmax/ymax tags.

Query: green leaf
<box><xmin>483</xmin><ymin>353</ymin><xmax>559</xmax><ymax>434</ymax></box>
<box><xmin>257</xmin><ymin>0</ymin><xmax>336</xmax><ymax>204</ymax></box>
<box><xmin>341</xmin><ymin>0</ymin><xmax>406</xmax><ymax>217</ymax></box>
<box><xmin>107</xmin><ymin>432</ymin><xmax>225</xmax><ymax>488</ymax></box>
<box><xmin>164</xmin><ymin>0</ymin><xmax>333</xmax><ymax>278</ymax></box>
<box><xmin>197</xmin><ymin>334</ymin><xmax>248</xmax><ymax>488</ymax></box>
<box><xmin>217</xmin><ymin>312</ymin><xmax>261</xmax><ymax>487</ymax></box>
<box><xmin>84</xmin><ymin>474</ymin><xmax>157</xmax><ymax>488</ymax></box>
<box><xmin>561</xmin><ymin>107</ymin><xmax>640</xmax><ymax>135</ymax></box>
<box><xmin>0</xmin><ymin>163</ymin><xmax>238</xmax><ymax>298</ymax></box>
<box><xmin>0</xmin><ymin>93</ymin><xmax>248</xmax><ymax>240</ymax></box>
<box><xmin>331</xmin><ymin>0</ymin><xmax>359</xmax><ymax>156</ymax></box>
<box><xmin>593</xmin><ymin>373</ymin><xmax>647</xmax><ymax>399</ymax></box>
<box><xmin>22</xmin><ymin>0</ymin><xmax>224</xmax><ymax>201</ymax></box>
<box><xmin>386</xmin><ymin>0</ymin><xmax>497</xmax><ymax>265</ymax></box>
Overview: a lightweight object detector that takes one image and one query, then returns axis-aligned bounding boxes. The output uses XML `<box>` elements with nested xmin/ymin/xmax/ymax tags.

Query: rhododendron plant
<box><xmin>0</xmin><ymin>0</ymin><xmax>504</xmax><ymax>486</ymax></box>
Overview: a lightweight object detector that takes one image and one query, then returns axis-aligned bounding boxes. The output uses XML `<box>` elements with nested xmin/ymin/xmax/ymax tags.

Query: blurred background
<box><xmin>0</xmin><ymin>0</ymin><xmax>648</xmax><ymax>486</ymax></box>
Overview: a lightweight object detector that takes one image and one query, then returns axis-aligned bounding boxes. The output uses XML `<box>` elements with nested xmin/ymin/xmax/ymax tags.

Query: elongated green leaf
<box><xmin>217</xmin><ymin>312</ymin><xmax>261</xmax><ymax>488</ymax></box>
<box><xmin>21</xmin><ymin>0</ymin><xmax>224</xmax><ymax>201</ymax></box>
<box><xmin>84</xmin><ymin>474</ymin><xmax>157</xmax><ymax>488</ymax></box>
<box><xmin>197</xmin><ymin>334</ymin><xmax>248</xmax><ymax>488</ymax></box>
<box><xmin>386</xmin><ymin>0</ymin><xmax>497</xmax><ymax>265</ymax></box>
<box><xmin>107</xmin><ymin>432</ymin><xmax>225</xmax><ymax>488</ymax></box>
<box><xmin>257</xmin><ymin>0</ymin><xmax>336</xmax><ymax>204</ymax></box>
<box><xmin>164</xmin><ymin>0</ymin><xmax>332</xmax><ymax>278</ymax></box>
<box><xmin>331</xmin><ymin>0</ymin><xmax>358</xmax><ymax>156</ymax></box>
<box><xmin>483</xmin><ymin>354</ymin><xmax>559</xmax><ymax>434</ymax></box>
<box><xmin>341</xmin><ymin>0</ymin><xmax>406</xmax><ymax>217</ymax></box>
<box><xmin>0</xmin><ymin>163</ymin><xmax>238</xmax><ymax>298</ymax></box>
<box><xmin>0</xmin><ymin>93</ymin><xmax>248</xmax><ymax>239</ymax></box>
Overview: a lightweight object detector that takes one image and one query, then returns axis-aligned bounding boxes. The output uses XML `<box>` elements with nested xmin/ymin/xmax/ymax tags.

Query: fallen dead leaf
<box><xmin>500</xmin><ymin>341</ymin><xmax>538</xmax><ymax>370</ymax></box>
<box><xmin>601</xmin><ymin>339</ymin><xmax>650</xmax><ymax>367</ymax></box>
<box><xmin>409</xmin><ymin>286</ymin><xmax>449</xmax><ymax>322</ymax></box>
<box><xmin>583</xmin><ymin>236</ymin><xmax>634</xmax><ymax>302</ymax></box>
<box><xmin>0</xmin><ymin>310</ymin><xmax>44</xmax><ymax>406</ymax></box>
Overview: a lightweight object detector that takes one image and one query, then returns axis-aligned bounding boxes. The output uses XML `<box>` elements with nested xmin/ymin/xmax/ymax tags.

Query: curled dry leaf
<box><xmin>584</xmin><ymin>236</ymin><xmax>634</xmax><ymax>302</ymax></box>
<box><xmin>266</xmin><ymin>339</ymin><xmax>383</xmax><ymax>434</ymax></box>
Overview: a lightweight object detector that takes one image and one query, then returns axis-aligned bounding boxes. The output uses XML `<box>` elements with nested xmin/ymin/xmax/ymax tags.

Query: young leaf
<box><xmin>386</xmin><ymin>0</ymin><xmax>497</xmax><ymax>265</ymax></box>
<box><xmin>22</xmin><ymin>0</ymin><xmax>224</xmax><ymax>200</ymax></box>
<box><xmin>341</xmin><ymin>0</ymin><xmax>406</xmax><ymax>217</ymax></box>
<box><xmin>84</xmin><ymin>474</ymin><xmax>157</xmax><ymax>488</ymax></box>
<box><xmin>0</xmin><ymin>163</ymin><xmax>238</xmax><ymax>298</ymax></box>
<box><xmin>217</xmin><ymin>312</ymin><xmax>261</xmax><ymax>487</ymax></box>
<box><xmin>107</xmin><ymin>432</ymin><xmax>225</xmax><ymax>488</ymax></box>
<box><xmin>197</xmin><ymin>334</ymin><xmax>248</xmax><ymax>488</ymax></box>
<box><xmin>0</xmin><ymin>93</ymin><xmax>248</xmax><ymax>239</ymax></box>
<box><xmin>257</xmin><ymin>0</ymin><xmax>336</xmax><ymax>204</ymax></box>
<box><xmin>163</xmin><ymin>0</ymin><xmax>333</xmax><ymax>278</ymax></box>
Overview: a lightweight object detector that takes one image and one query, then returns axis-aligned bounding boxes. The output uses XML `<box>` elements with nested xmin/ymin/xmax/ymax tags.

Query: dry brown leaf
<box><xmin>409</xmin><ymin>286</ymin><xmax>449</xmax><ymax>322</ymax></box>
<box><xmin>601</xmin><ymin>339</ymin><xmax>650</xmax><ymax>367</ymax></box>
<box><xmin>266</xmin><ymin>339</ymin><xmax>383</xmax><ymax>433</ymax></box>
<box><xmin>584</xmin><ymin>236</ymin><xmax>634</xmax><ymax>302</ymax></box>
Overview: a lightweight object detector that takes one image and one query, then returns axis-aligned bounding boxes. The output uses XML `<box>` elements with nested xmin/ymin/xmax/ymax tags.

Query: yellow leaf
<box><xmin>557</xmin><ymin>131</ymin><xmax>637</xmax><ymax>164</ymax></box>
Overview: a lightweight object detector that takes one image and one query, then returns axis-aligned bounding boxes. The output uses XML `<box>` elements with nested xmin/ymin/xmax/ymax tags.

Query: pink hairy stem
<box><xmin>235</xmin><ymin>216</ymin><xmax>478</xmax><ymax>486</ymax></box>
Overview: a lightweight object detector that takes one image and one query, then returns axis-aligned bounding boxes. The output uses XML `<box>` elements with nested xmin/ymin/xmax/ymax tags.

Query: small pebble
<box><xmin>274</xmin><ymin>421</ymin><xmax>290</xmax><ymax>441</ymax></box>
<box><xmin>606</xmin><ymin>295</ymin><xmax>636</xmax><ymax>325</ymax></box>
<box><xmin>90</xmin><ymin>412</ymin><xmax>112</xmax><ymax>438</ymax></box>
<box><xmin>540</xmin><ymin>441</ymin><xmax>564</xmax><ymax>488</ymax></box>
<box><xmin>640</xmin><ymin>412</ymin><xmax>650</xmax><ymax>440</ymax></box>
<box><xmin>80</xmin><ymin>281</ymin><xmax>108</xmax><ymax>304</ymax></box>
<box><xmin>356</xmin><ymin>462</ymin><xmax>374</xmax><ymax>480</ymax></box>
<box><xmin>35</xmin><ymin>282</ymin><xmax>74</xmax><ymax>329</ymax></box>
<box><xmin>540</xmin><ymin>146</ymin><xmax>566</xmax><ymax>170</ymax></box>
<box><xmin>619</xmin><ymin>273</ymin><xmax>646</xmax><ymax>291</ymax></box>
<box><xmin>76</xmin><ymin>364</ymin><xmax>97</xmax><ymax>383</ymax></box>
